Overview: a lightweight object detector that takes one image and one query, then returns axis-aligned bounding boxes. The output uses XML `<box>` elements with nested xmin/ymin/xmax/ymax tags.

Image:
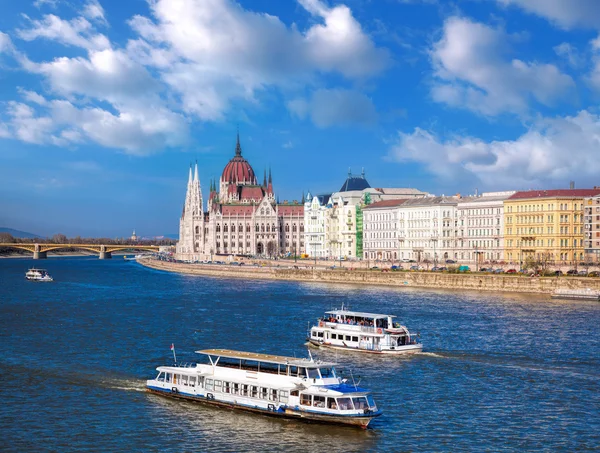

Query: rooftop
<box><xmin>362</xmin><ymin>199</ymin><xmax>408</xmax><ymax>209</ymax></box>
<box><xmin>339</xmin><ymin>169</ymin><xmax>371</xmax><ymax>192</ymax></box>
<box><xmin>508</xmin><ymin>189</ymin><xmax>600</xmax><ymax>200</ymax></box>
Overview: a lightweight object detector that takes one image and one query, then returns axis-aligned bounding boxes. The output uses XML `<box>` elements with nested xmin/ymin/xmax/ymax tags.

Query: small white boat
<box><xmin>308</xmin><ymin>306</ymin><xmax>422</xmax><ymax>355</ymax></box>
<box><xmin>146</xmin><ymin>348</ymin><xmax>382</xmax><ymax>429</ymax></box>
<box><xmin>25</xmin><ymin>268</ymin><xmax>53</xmax><ymax>282</ymax></box>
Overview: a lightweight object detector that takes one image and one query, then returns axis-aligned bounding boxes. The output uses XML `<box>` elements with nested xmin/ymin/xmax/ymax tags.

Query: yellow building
<box><xmin>503</xmin><ymin>189</ymin><xmax>600</xmax><ymax>267</ymax></box>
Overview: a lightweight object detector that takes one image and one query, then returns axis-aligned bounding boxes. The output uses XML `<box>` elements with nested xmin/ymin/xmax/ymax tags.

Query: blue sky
<box><xmin>1</xmin><ymin>0</ymin><xmax>600</xmax><ymax>237</ymax></box>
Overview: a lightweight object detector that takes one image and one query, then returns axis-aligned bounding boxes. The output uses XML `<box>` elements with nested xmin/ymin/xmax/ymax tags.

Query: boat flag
<box><xmin>170</xmin><ymin>343</ymin><xmax>177</xmax><ymax>364</ymax></box>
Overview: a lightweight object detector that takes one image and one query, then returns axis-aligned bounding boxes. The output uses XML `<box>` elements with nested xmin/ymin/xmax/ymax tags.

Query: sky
<box><xmin>1</xmin><ymin>0</ymin><xmax>600</xmax><ymax>237</ymax></box>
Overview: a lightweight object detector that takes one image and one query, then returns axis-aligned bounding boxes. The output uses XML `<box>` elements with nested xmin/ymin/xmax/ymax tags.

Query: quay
<box><xmin>139</xmin><ymin>258</ymin><xmax>600</xmax><ymax>296</ymax></box>
<box><xmin>551</xmin><ymin>288</ymin><xmax>600</xmax><ymax>301</ymax></box>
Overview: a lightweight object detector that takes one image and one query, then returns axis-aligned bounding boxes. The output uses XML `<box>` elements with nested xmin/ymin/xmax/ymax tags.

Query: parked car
<box><xmin>588</xmin><ymin>271</ymin><xmax>599</xmax><ymax>277</ymax></box>
<box><xmin>431</xmin><ymin>266</ymin><xmax>442</xmax><ymax>272</ymax></box>
<box><xmin>438</xmin><ymin>266</ymin><xmax>448</xmax><ymax>271</ymax></box>
<box><xmin>554</xmin><ymin>270</ymin><xmax>563</xmax><ymax>276</ymax></box>
<box><xmin>401</xmin><ymin>258</ymin><xmax>411</xmax><ymax>263</ymax></box>
<box><xmin>493</xmin><ymin>268</ymin><xmax>504</xmax><ymax>274</ymax></box>
<box><xmin>371</xmin><ymin>266</ymin><xmax>379</xmax><ymax>270</ymax></box>
<box><xmin>566</xmin><ymin>269</ymin><xmax>578</xmax><ymax>275</ymax></box>
<box><xmin>479</xmin><ymin>267</ymin><xmax>489</xmax><ymax>272</ymax></box>
<box><xmin>458</xmin><ymin>265</ymin><xmax>470</xmax><ymax>272</ymax></box>
<box><xmin>445</xmin><ymin>259</ymin><xmax>456</xmax><ymax>264</ymax></box>
<box><xmin>505</xmin><ymin>269</ymin><xmax>517</xmax><ymax>274</ymax></box>
<box><xmin>410</xmin><ymin>265</ymin><xmax>421</xmax><ymax>271</ymax></box>
<box><xmin>390</xmin><ymin>265</ymin><xmax>402</xmax><ymax>271</ymax></box>
<box><xmin>408</xmin><ymin>259</ymin><xmax>417</xmax><ymax>263</ymax></box>
<box><xmin>577</xmin><ymin>270</ymin><xmax>588</xmax><ymax>276</ymax></box>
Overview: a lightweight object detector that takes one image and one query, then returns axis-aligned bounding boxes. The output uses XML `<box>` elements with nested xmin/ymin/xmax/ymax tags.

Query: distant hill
<box><xmin>0</xmin><ymin>227</ymin><xmax>44</xmax><ymax>239</ymax></box>
<box><xmin>164</xmin><ymin>234</ymin><xmax>179</xmax><ymax>240</ymax></box>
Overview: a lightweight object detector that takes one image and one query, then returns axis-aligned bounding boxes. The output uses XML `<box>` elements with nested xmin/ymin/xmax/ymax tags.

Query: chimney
<box><xmin>570</xmin><ymin>181</ymin><xmax>575</xmax><ymax>189</ymax></box>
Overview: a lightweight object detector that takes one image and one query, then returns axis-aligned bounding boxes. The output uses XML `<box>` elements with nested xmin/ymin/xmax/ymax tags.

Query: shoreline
<box><xmin>138</xmin><ymin>258</ymin><xmax>600</xmax><ymax>295</ymax></box>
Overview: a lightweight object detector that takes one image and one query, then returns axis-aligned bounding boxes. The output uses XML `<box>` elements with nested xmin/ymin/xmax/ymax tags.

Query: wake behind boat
<box><xmin>308</xmin><ymin>306</ymin><xmax>422</xmax><ymax>355</ymax></box>
<box><xmin>25</xmin><ymin>268</ymin><xmax>53</xmax><ymax>282</ymax></box>
<box><xmin>146</xmin><ymin>348</ymin><xmax>382</xmax><ymax>429</ymax></box>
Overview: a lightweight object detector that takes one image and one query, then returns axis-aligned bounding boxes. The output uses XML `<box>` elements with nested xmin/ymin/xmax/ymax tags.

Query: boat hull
<box><xmin>147</xmin><ymin>386</ymin><xmax>380</xmax><ymax>429</ymax></box>
<box><xmin>308</xmin><ymin>339</ymin><xmax>422</xmax><ymax>355</ymax></box>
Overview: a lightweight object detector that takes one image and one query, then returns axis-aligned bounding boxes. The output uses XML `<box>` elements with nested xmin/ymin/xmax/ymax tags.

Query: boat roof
<box><xmin>196</xmin><ymin>349</ymin><xmax>336</xmax><ymax>367</ymax></box>
<box><xmin>325</xmin><ymin>310</ymin><xmax>395</xmax><ymax>319</ymax></box>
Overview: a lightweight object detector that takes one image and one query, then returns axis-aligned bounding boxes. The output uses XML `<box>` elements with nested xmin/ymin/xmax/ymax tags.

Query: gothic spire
<box><xmin>235</xmin><ymin>128</ymin><xmax>242</xmax><ymax>156</ymax></box>
<box><xmin>263</xmin><ymin>168</ymin><xmax>267</xmax><ymax>187</ymax></box>
<box><xmin>194</xmin><ymin>160</ymin><xmax>199</xmax><ymax>182</ymax></box>
<box><xmin>268</xmin><ymin>166</ymin><xmax>272</xmax><ymax>184</ymax></box>
<box><xmin>188</xmin><ymin>164</ymin><xmax>193</xmax><ymax>184</ymax></box>
<box><xmin>301</xmin><ymin>191</ymin><xmax>305</xmax><ymax>204</ymax></box>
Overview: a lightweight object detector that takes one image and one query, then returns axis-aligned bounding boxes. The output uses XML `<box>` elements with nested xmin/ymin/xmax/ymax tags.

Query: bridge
<box><xmin>0</xmin><ymin>243</ymin><xmax>160</xmax><ymax>259</ymax></box>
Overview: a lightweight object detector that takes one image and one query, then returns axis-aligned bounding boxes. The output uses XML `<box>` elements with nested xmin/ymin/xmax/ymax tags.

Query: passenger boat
<box><xmin>308</xmin><ymin>307</ymin><xmax>422</xmax><ymax>354</ymax></box>
<box><xmin>146</xmin><ymin>348</ymin><xmax>382</xmax><ymax>428</ymax></box>
<box><xmin>25</xmin><ymin>268</ymin><xmax>53</xmax><ymax>282</ymax></box>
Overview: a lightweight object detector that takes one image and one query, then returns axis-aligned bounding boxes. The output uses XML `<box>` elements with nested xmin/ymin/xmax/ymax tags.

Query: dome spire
<box><xmin>235</xmin><ymin>127</ymin><xmax>242</xmax><ymax>156</ymax></box>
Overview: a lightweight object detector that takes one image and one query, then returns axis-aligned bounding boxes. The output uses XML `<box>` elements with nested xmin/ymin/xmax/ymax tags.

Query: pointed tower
<box><xmin>267</xmin><ymin>166</ymin><xmax>274</xmax><ymax>201</ymax></box>
<box><xmin>263</xmin><ymin>168</ymin><xmax>267</xmax><ymax>187</ymax></box>
<box><xmin>177</xmin><ymin>162</ymin><xmax>205</xmax><ymax>261</ymax></box>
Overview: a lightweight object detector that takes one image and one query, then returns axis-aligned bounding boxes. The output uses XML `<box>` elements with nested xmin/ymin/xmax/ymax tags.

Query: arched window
<box><xmin>292</xmin><ymin>224</ymin><xmax>297</xmax><ymax>232</ymax></box>
<box><xmin>261</xmin><ymin>224</ymin><xmax>265</xmax><ymax>232</ymax></box>
<box><xmin>266</xmin><ymin>224</ymin><xmax>270</xmax><ymax>232</ymax></box>
<box><xmin>195</xmin><ymin>226</ymin><xmax>199</xmax><ymax>234</ymax></box>
<box><xmin>224</xmin><ymin>224</ymin><xmax>228</xmax><ymax>232</ymax></box>
<box><xmin>255</xmin><ymin>224</ymin><xmax>259</xmax><ymax>232</ymax></box>
<box><xmin>239</xmin><ymin>223</ymin><xmax>243</xmax><ymax>232</ymax></box>
<box><xmin>285</xmin><ymin>224</ymin><xmax>290</xmax><ymax>232</ymax></box>
<box><xmin>216</xmin><ymin>224</ymin><xmax>221</xmax><ymax>233</ymax></box>
<box><xmin>231</xmin><ymin>224</ymin><xmax>235</xmax><ymax>232</ymax></box>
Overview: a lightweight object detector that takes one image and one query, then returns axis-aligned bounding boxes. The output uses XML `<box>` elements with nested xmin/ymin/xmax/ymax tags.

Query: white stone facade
<box><xmin>362</xmin><ymin>200</ymin><xmax>405</xmax><ymax>260</ymax></box>
<box><xmin>176</xmin><ymin>164</ymin><xmax>205</xmax><ymax>261</ymax></box>
<box><xmin>584</xmin><ymin>194</ymin><xmax>600</xmax><ymax>262</ymax></box>
<box><xmin>456</xmin><ymin>191</ymin><xmax>515</xmax><ymax>264</ymax></box>
<box><xmin>304</xmin><ymin>194</ymin><xmax>328</xmax><ymax>258</ymax></box>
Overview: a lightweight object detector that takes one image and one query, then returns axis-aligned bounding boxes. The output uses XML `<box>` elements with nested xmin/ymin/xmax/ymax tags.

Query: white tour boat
<box><xmin>308</xmin><ymin>307</ymin><xmax>422</xmax><ymax>355</ymax></box>
<box><xmin>25</xmin><ymin>268</ymin><xmax>53</xmax><ymax>282</ymax></box>
<box><xmin>146</xmin><ymin>348</ymin><xmax>382</xmax><ymax>428</ymax></box>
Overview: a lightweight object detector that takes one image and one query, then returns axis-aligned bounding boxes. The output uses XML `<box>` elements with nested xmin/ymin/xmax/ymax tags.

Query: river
<box><xmin>0</xmin><ymin>257</ymin><xmax>598</xmax><ymax>452</ymax></box>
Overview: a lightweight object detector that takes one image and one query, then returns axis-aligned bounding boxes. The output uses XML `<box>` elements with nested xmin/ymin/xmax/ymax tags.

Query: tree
<box><xmin>266</xmin><ymin>241</ymin><xmax>276</xmax><ymax>258</ymax></box>
<box><xmin>0</xmin><ymin>232</ymin><xmax>15</xmax><ymax>243</ymax></box>
<box><xmin>51</xmin><ymin>233</ymin><xmax>68</xmax><ymax>244</ymax></box>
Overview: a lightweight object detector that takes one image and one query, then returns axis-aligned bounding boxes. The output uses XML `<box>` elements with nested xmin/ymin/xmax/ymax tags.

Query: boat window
<box><xmin>366</xmin><ymin>395</ymin><xmax>376</xmax><ymax>408</ymax></box>
<box><xmin>345</xmin><ymin>335</ymin><xmax>351</xmax><ymax>341</ymax></box>
<box><xmin>352</xmin><ymin>336</ymin><xmax>358</xmax><ymax>342</ymax></box>
<box><xmin>260</xmin><ymin>387</ymin><xmax>268</xmax><ymax>399</ymax></box>
<box><xmin>205</xmin><ymin>379</ymin><xmax>214</xmax><ymax>391</ymax></box>
<box><xmin>331</xmin><ymin>334</ymin><xmax>337</xmax><ymax>340</ymax></box>
<box><xmin>241</xmin><ymin>360</ymin><xmax>259</xmax><ymax>372</ymax></box>
<box><xmin>313</xmin><ymin>395</ymin><xmax>326</xmax><ymax>408</ymax></box>
<box><xmin>259</xmin><ymin>362</ymin><xmax>279</xmax><ymax>375</ymax></box>
<box><xmin>298</xmin><ymin>367</ymin><xmax>307</xmax><ymax>378</ymax></box>
<box><xmin>182</xmin><ymin>375</ymin><xmax>188</xmax><ymax>386</ymax></box>
<box><xmin>319</xmin><ymin>367</ymin><xmax>335</xmax><ymax>378</ymax></box>
<box><xmin>224</xmin><ymin>382</ymin><xmax>231</xmax><ymax>393</ymax></box>
<box><xmin>173</xmin><ymin>374</ymin><xmax>179</xmax><ymax>384</ymax></box>
<box><xmin>270</xmin><ymin>389</ymin><xmax>278</xmax><ymax>401</ymax></box>
<box><xmin>327</xmin><ymin>397</ymin><xmax>337</xmax><ymax>409</ymax></box>
<box><xmin>290</xmin><ymin>390</ymin><xmax>299</xmax><ymax>397</ymax></box>
<box><xmin>307</xmin><ymin>368</ymin><xmax>319</xmax><ymax>379</ymax></box>
<box><xmin>242</xmin><ymin>384</ymin><xmax>249</xmax><ymax>396</ymax></box>
<box><xmin>278</xmin><ymin>364</ymin><xmax>287</xmax><ymax>375</ymax></box>
<box><xmin>233</xmin><ymin>383</ymin><xmax>240</xmax><ymax>395</ymax></box>
<box><xmin>300</xmin><ymin>394</ymin><xmax>312</xmax><ymax>406</ymax></box>
<box><xmin>317</xmin><ymin>331</ymin><xmax>324</xmax><ymax>338</ymax></box>
<box><xmin>156</xmin><ymin>371</ymin><xmax>164</xmax><ymax>381</ymax></box>
<box><xmin>279</xmin><ymin>390</ymin><xmax>289</xmax><ymax>403</ymax></box>
<box><xmin>214</xmin><ymin>380</ymin><xmax>222</xmax><ymax>392</ymax></box>
<box><xmin>165</xmin><ymin>373</ymin><xmax>171</xmax><ymax>383</ymax></box>
<box><xmin>189</xmin><ymin>377</ymin><xmax>196</xmax><ymax>387</ymax></box>
<box><xmin>251</xmin><ymin>386</ymin><xmax>258</xmax><ymax>398</ymax></box>
<box><xmin>337</xmin><ymin>397</ymin><xmax>353</xmax><ymax>410</ymax></box>
<box><xmin>352</xmin><ymin>397</ymin><xmax>368</xmax><ymax>410</ymax></box>
<box><xmin>311</xmin><ymin>331</ymin><xmax>317</xmax><ymax>337</ymax></box>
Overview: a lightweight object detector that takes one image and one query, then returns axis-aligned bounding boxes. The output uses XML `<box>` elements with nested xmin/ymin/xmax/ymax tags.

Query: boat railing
<box><xmin>319</xmin><ymin>321</ymin><xmax>385</xmax><ymax>334</ymax></box>
<box><xmin>175</xmin><ymin>362</ymin><xmax>197</xmax><ymax>368</ymax></box>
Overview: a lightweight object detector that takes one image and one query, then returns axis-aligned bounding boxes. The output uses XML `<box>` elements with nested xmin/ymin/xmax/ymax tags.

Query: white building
<box><xmin>456</xmin><ymin>191</ymin><xmax>515</xmax><ymax>265</ymax></box>
<box><xmin>304</xmin><ymin>193</ymin><xmax>329</xmax><ymax>258</ymax></box>
<box><xmin>362</xmin><ymin>199</ymin><xmax>407</xmax><ymax>260</ymax></box>
<box><xmin>395</xmin><ymin>196</ymin><xmax>460</xmax><ymax>263</ymax></box>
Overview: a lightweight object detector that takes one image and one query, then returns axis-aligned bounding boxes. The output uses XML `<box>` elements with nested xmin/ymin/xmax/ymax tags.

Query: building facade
<box><xmin>503</xmin><ymin>189</ymin><xmax>600</xmax><ymax>267</ymax></box>
<box><xmin>176</xmin><ymin>135</ymin><xmax>304</xmax><ymax>261</ymax></box>
<box><xmin>456</xmin><ymin>191</ymin><xmax>515</xmax><ymax>265</ymax></box>
<box><xmin>304</xmin><ymin>193</ymin><xmax>329</xmax><ymax>258</ymax></box>
<box><xmin>583</xmin><ymin>194</ymin><xmax>600</xmax><ymax>262</ymax></box>
<box><xmin>362</xmin><ymin>199</ymin><xmax>407</xmax><ymax>260</ymax></box>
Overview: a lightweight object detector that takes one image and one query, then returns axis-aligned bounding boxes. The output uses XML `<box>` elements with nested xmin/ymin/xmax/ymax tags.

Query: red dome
<box><xmin>222</xmin><ymin>155</ymin><xmax>256</xmax><ymax>184</ymax></box>
<box><xmin>221</xmin><ymin>134</ymin><xmax>256</xmax><ymax>184</ymax></box>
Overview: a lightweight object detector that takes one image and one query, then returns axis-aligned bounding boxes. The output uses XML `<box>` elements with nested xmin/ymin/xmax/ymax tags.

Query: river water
<box><xmin>0</xmin><ymin>257</ymin><xmax>598</xmax><ymax>452</ymax></box>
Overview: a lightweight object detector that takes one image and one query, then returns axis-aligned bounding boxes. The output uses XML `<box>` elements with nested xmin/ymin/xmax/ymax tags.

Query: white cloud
<box><xmin>1</xmin><ymin>94</ymin><xmax>189</xmax><ymax>153</ymax></box>
<box><xmin>587</xmin><ymin>35</ymin><xmax>600</xmax><ymax>92</ymax></box>
<box><xmin>0</xmin><ymin>32</ymin><xmax>14</xmax><ymax>53</ymax></box>
<box><xmin>129</xmin><ymin>0</ymin><xmax>388</xmax><ymax>120</ymax></box>
<box><xmin>288</xmin><ymin>88</ymin><xmax>377</xmax><ymax>128</ymax></box>
<box><xmin>389</xmin><ymin>110</ymin><xmax>600</xmax><ymax>188</ymax></box>
<box><xmin>17</xmin><ymin>14</ymin><xmax>110</xmax><ymax>50</ymax></box>
<box><xmin>83</xmin><ymin>0</ymin><xmax>107</xmax><ymax>25</ymax></box>
<box><xmin>497</xmin><ymin>0</ymin><xmax>600</xmax><ymax>30</ymax></box>
<box><xmin>430</xmin><ymin>17</ymin><xmax>574</xmax><ymax>116</ymax></box>
<box><xmin>553</xmin><ymin>42</ymin><xmax>582</xmax><ymax>67</ymax></box>
<box><xmin>34</xmin><ymin>0</ymin><xmax>59</xmax><ymax>8</ymax></box>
